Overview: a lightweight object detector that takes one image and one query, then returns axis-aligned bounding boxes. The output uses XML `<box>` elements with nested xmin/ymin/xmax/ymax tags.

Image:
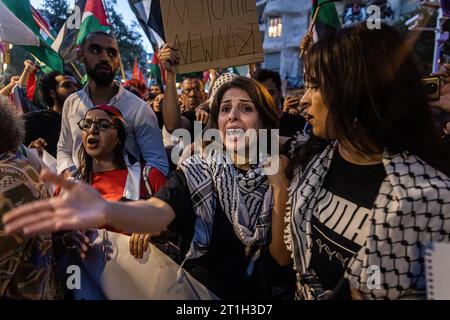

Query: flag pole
<box><xmin>300</xmin><ymin>5</ymin><xmax>321</xmax><ymax>59</ymax></box>
<box><xmin>70</xmin><ymin>62</ymin><xmax>84</xmax><ymax>79</ymax></box>
<box><xmin>117</xmin><ymin>46</ymin><xmax>127</xmax><ymax>81</ymax></box>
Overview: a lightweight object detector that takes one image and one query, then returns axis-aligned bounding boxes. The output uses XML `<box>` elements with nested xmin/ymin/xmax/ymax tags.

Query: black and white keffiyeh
<box><xmin>179</xmin><ymin>147</ymin><xmax>274</xmax><ymax>260</ymax></box>
<box><xmin>285</xmin><ymin>139</ymin><xmax>450</xmax><ymax>300</ymax></box>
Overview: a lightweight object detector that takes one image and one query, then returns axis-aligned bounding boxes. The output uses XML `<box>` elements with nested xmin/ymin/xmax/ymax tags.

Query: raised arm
<box><xmin>159</xmin><ymin>44</ymin><xmax>182</xmax><ymax>133</ymax></box>
<box><xmin>0</xmin><ymin>76</ymin><xmax>19</xmax><ymax>97</ymax></box>
<box><xmin>18</xmin><ymin>60</ymin><xmax>37</xmax><ymax>87</ymax></box>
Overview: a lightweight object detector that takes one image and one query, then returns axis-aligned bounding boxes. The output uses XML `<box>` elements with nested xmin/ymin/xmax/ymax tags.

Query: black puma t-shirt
<box><xmin>309</xmin><ymin>150</ymin><xmax>386</xmax><ymax>294</ymax></box>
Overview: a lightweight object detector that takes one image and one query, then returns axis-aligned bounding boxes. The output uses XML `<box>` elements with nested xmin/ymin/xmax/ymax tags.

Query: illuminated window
<box><xmin>268</xmin><ymin>16</ymin><xmax>282</xmax><ymax>38</ymax></box>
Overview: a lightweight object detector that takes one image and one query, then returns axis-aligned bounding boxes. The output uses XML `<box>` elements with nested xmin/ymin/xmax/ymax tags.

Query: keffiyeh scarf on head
<box><xmin>179</xmin><ymin>147</ymin><xmax>274</xmax><ymax>261</ymax></box>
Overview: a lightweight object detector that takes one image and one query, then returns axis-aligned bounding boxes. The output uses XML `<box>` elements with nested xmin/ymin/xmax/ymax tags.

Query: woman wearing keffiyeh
<box><xmin>276</xmin><ymin>23</ymin><xmax>450</xmax><ymax>300</ymax></box>
<box><xmin>3</xmin><ymin>77</ymin><xmax>295</xmax><ymax>300</ymax></box>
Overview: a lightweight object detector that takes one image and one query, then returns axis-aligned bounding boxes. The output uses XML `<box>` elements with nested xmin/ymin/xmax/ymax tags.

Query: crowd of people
<box><xmin>1</xmin><ymin>23</ymin><xmax>450</xmax><ymax>300</ymax></box>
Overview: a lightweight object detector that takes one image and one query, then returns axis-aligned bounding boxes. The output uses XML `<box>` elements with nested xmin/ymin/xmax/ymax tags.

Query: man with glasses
<box><xmin>57</xmin><ymin>31</ymin><xmax>169</xmax><ymax>178</ymax></box>
<box><xmin>179</xmin><ymin>77</ymin><xmax>206</xmax><ymax>113</ymax></box>
<box><xmin>23</xmin><ymin>71</ymin><xmax>79</xmax><ymax>157</ymax></box>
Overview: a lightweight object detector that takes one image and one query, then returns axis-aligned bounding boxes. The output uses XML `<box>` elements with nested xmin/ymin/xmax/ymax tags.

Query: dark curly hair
<box><xmin>0</xmin><ymin>97</ymin><xmax>24</xmax><ymax>154</ymax></box>
<box><xmin>39</xmin><ymin>71</ymin><xmax>61</xmax><ymax>108</ymax></box>
<box><xmin>251</xmin><ymin>68</ymin><xmax>282</xmax><ymax>92</ymax></box>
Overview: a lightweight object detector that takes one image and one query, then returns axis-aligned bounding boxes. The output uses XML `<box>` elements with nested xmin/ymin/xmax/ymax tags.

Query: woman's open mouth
<box><xmin>87</xmin><ymin>136</ymin><xmax>100</xmax><ymax>149</ymax></box>
<box><xmin>225</xmin><ymin>128</ymin><xmax>245</xmax><ymax>140</ymax></box>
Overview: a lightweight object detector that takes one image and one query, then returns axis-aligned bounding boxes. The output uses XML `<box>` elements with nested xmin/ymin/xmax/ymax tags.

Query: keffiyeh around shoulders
<box><xmin>179</xmin><ymin>147</ymin><xmax>274</xmax><ymax>260</ymax></box>
<box><xmin>285</xmin><ymin>142</ymin><xmax>450</xmax><ymax>300</ymax></box>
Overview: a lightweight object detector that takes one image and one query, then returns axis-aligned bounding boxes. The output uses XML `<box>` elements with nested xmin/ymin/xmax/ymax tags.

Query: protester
<box><xmin>158</xmin><ymin>45</ymin><xmax>207</xmax><ymax>136</ymax></box>
<box><xmin>0</xmin><ymin>75</ymin><xmax>19</xmax><ymax>97</ymax></box>
<box><xmin>3</xmin><ymin>77</ymin><xmax>295</xmax><ymax>300</ymax></box>
<box><xmin>179</xmin><ymin>76</ymin><xmax>206</xmax><ymax>113</ymax></box>
<box><xmin>149</xmin><ymin>84</ymin><xmax>162</xmax><ymax>97</ymax></box>
<box><xmin>273</xmin><ymin>23</ymin><xmax>450</xmax><ymax>300</ymax></box>
<box><xmin>9</xmin><ymin>60</ymin><xmax>41</xmax><ymax>115</ymax></box>
<box><xmin>70</xmin><ymin>105</ymin><xmax>166</xmax><ymax>259</ymax></box>
<box><xmin>0</xmin><ymin>97</ymin><xmax>62</xmax><ymax>300</ymax></box>
<box><xmin>145</xmin><ymin>85</ymin><xmax>163</xmax><ymax>108</ymax></box>
<box><xmin>252</xmin><ymin>69</ymin><xmax>306</xmax><ymax>137</ymax></box>
<box><xmin>157</xmin><ymin>44</ymin><xmax>209</xmax><ymax>167</ymax></box>
<box><xmin>56</xmin><ymin>31</ymin><xmax>168</xmax><ymax>178</ymax></box>
<box><xmin>152</xmin><ymin>93</ymin><xmax>165</xmax><ymax>129</ymax></box>
<box><xmin>23</xmin><ymin>71</ymin><xmax>79</xmax><ymax>157</ymax></box>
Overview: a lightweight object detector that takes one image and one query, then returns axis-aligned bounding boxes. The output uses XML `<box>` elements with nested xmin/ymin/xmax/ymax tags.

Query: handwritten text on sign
<box><xmin>160</xmin><ymin>0</ymin><xmax>264</xmax><ymax>74</ymax></box>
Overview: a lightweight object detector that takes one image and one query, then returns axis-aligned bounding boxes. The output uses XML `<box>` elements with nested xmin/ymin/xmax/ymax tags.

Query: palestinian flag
<box><xmin>52</xmin><ymin>0</ymin><xmax>86</xmax><ymax>57</ymax></box>
<box><xmin>51</xmin><ymin>0</ymin><xmax>87</xmax><ymax>80</ymax></box>
<box><xmin>31</xmin><ymin>6</ymin><xmax>57</xmax><ymax>46</ymax></box>
<box><xmin>26</xmin><ymin>68</ymin><xmax>37</xmax><ymax>102</ymax></box>
<box><xmin>312</xmin><ymin>0</ymin><xmax>340</xmax><ymax>41</ymax></box>
<box><xmin>128</xmin><ymin>0</ymin><xmax>165</xmax><ymax>51</ymax></box>
<box><xmin>149</xmin><ymin>50</ymin><xmax>165</xmax><ymax>90</ymax></box>
<box><xmin>0</xmin><ymin>0</ymin><xmax>63</xmax><ymax>72</ymax></box>
<box><xmin>76</xmin><ymin>0</ymin><xmax>110</xmax><ymax>45</ymax></box>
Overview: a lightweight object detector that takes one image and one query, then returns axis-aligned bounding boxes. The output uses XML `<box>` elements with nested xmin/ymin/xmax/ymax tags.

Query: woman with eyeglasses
<box><xmin>70</xmin><ymin>105</ymin><xmax>167</xmax><ymax>259</ymax></box>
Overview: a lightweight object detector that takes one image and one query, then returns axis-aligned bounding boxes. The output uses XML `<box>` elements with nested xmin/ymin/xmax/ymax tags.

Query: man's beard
<box><xmin>86</xmin><ymin>63</ymin><xmax>116</xmax><ymax>86</ymax></box>
<box><xmin>55</xmin><ymin>92</ymin><xmax>69</xmax><ymax>107</ymax></box>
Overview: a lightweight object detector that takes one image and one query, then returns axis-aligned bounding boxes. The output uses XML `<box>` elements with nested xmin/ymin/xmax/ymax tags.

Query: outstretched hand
<box><xmin>2</xmin><ymin>169</ymin><xmax>109</xmax><ymax>236</ymax></box>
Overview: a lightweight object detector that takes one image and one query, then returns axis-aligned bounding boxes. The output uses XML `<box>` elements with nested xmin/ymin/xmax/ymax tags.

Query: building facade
<box><xmin>257</xmin><ymin>0</ymin><xmax>310</xmax><ymax>89</ymax></box>
<box><xmin>257</xmin><ymin>0</ymin><xmax>421</xmax><ymax>89</ymax></box>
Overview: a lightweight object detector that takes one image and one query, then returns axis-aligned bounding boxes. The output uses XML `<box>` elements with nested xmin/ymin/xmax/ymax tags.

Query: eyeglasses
<box><xmin>77</xmin><ymin>119</ymin><xmax>117</xmax><ymax>132</ymax></box>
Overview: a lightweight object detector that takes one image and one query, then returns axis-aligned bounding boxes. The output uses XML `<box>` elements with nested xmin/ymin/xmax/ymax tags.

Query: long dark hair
<box><xmin>210</xmin><ymin>77</ymin><xmax>280</xmax><ymax>156</ymax></box>
<box><xmin>288</xmin><ymin>23</ymin><xmax>450</xmax><ymax>178</ymax></box>
<box><xmin>77</xmin><ymin>107</ymin><xmax>127</xmax><ymax>183</ymax></box>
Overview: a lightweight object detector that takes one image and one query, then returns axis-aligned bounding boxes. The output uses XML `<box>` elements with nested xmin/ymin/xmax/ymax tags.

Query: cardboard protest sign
<box><xmin>160</xmin><ymin>0</ymin><xmax>264</xmax><ymax>74</ymax></box>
